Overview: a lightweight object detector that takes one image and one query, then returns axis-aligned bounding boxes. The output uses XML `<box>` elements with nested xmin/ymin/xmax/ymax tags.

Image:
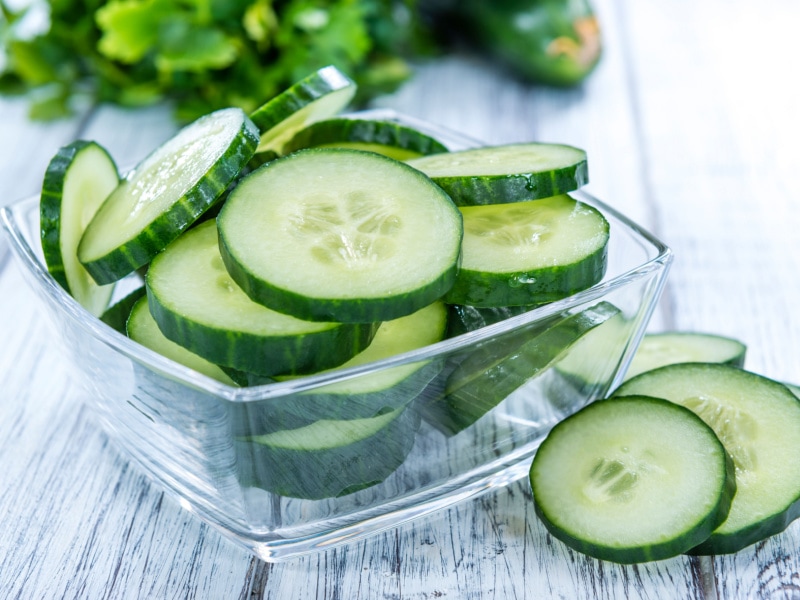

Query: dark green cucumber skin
<box><xmin>531</xmin><ymin>396</ymin><xmax>736</xmax><ymax>564</ymax></box>
<box><xmin>78</xmin><ymin>109</ymin><xmax>260</xmax><ymax>284</ymax></box>
<box><xmin>425</xmin><ymin>302</ymin><xmax>618</xmax><ymax>435</ymax></box>
<box><xmin>40</xmin><ymin>140</ymin><xmax>119</xmax><ymax>291</ymax></box>
<box><xmin>444</xmin><ymin>235</ymin><xmax>608</xmax><ymax>307</ymax></box>
<box><xmin>146</xmin><ymin>287</ymin><xmax>379</xmax><ymax>377</ymax></box>
<box><xmin>249</xmin><ymin>66</ymin><xmax>355</xmax><ymax>133</ymax></box>
<box><xmin>283</xmin><ymin>118</ymin><xmax>449</xmax><ymax>156</ymax></box>
<box><xmin>419</xmin><ymin>148</ymin><xmax>588</xmax><ymax>206</ymax></box>
<box><xmin>614</xmin><ymin>363</ymin><xmax>800</xmax><ymax>556</ymax></box>
<box><xmin>235</xmin><ymin>405</ymin><xmax>420</xmax><ymax>499</ymax></box>
<box><xmin>99</xmin><ymin>286</ymin><xmax>146</xmax><ymax>334</ymax></box>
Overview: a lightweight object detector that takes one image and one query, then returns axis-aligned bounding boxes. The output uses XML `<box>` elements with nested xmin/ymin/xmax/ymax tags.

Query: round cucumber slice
<box><xmin>146</xmin><ymin>220</ymin><xmax>378</xmax><ymax>376</ymax></box>
<box><xmin>623</xmin><ymin>332</ymin><xmax>746</xmax><ymax>382</ymax></box>
<box><xmin>614</xmin><ymin>363</ymin><xmax>800</xmax><ymax>555</ymax></box>
<box><xmin>218</xmin><ymin>148</ymin><xmax>463</xmax><ymax>323</ymax></box>
<box><xmin>100</xmin><ymin>286</ymin><xmax>146</xmax><ymax>334</ymax></box>
<box><xmin>530</xmin><ymin>395</ymin><xmax>736</xmax><ymax>564</ymax></box>
<box><xmin>406</xmin><ymin>142</ymin><xmax>588</xmax><ymax>205</ymax></box>
<box><xmin>282</xmin><ymin>117</ymin><xmax>449</xmax><ymax>160</ymax></box>
<box><xmin>249</xmin><ymin>65</ymin><xmax>357</xmax><ymax>155</ymax></box>
<box><xmin>444</xmin><ymin>195</ymin><xmax>609</xmax><ymax>306</ymax></box>
<box><xmin>127</xmin><ymin>296</ymin><xmax>237</xmax><ymax>386</ymax></box>
<box><xmin>40</xmin><ymin>140</ymin><xmax>119</xmax><ymax>316</ymax></box>
<box><xmin>78</xmin><ymin>107</ymin><xmax>259</xmax><ymax>284</ymax></box>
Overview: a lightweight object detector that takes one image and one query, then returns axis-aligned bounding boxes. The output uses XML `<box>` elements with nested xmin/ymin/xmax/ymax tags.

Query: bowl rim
<box><xmin>0</xmin><ymin>112</ymin><xmax>673</xmax><ymax>404</ymax></box>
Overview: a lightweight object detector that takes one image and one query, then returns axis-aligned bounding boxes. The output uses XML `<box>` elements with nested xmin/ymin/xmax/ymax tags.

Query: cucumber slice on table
<box><xmin>249</xmin><ymin>65</ymin><xmax>357</xmax><ymax>155</ymax></box>
<box><xmin>445</xmin><ymin>195</ymin><xmax>609</xmax><ymax>307</ymax></box>
<box><xmin>406</xmin><ymin>142</ymin><xmax>588</xmax><ymax>205</ymax></box>
<box><xmin>127</xmin><ymin>296</ymin><xmax>237</xmax><ymax>386</ymax></box>
<box><xmin>40</xmin><ymin>140</ymin><xmax>120</xmax><ymax>316</ymax></box>
<box><xmin>614</xmin><ymin>363</ymin><xmax>800</xmax><ymax>555</ymax></box>
<box><xmin>623</xmin><ymin>331</ymin><xmax>746</xmax><ymax>381</ymax></box>
<box><xmin>283</xmin><ymin>117</ymin><xmax>449</xmax><ymax>160</ymax></box>
<box><xmin>426</xmin><ymin>301</ymin><xmax>619</xmax><ymax>435</ymax></box>
<box><xmin>530</xmin><ymin>395</ymin><xmax>736</xmax><ymax>564</ymax></box>
<box><xmin>146</xmin><ymin>220</ymin><xmax>378</xmax><ymax>376</ymax></box>
<box><xmin>236</xmin><ymin>402</ymin><xmax>420</xmax><ymax>499</ymax></box>
<box><xmin>218</xmin><ymin>148</ymin><xmax>463</xmax><ymax>323</ymax></box>
<box><xmin>231</xmin><ymin>300</ymin><xmax>449</xmax><ymax>420</ymax></box>
<box><xmin>78</xmin><ymin>107</ymin><xmax>259</xmax><ymax>284</ymax></box>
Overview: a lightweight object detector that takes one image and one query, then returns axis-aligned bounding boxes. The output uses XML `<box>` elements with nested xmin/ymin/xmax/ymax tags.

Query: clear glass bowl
<box><xmin>0</xmin><ymin>112</ymin><xmax>672</xmax><ymax>561</ymax></box>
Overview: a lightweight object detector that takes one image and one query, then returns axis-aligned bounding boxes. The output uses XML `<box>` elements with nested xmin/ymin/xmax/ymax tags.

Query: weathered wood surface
<box><xmin>2</xmin><ymin>0</ymin><xmax>800</xmax><ymax>597</ymax></box>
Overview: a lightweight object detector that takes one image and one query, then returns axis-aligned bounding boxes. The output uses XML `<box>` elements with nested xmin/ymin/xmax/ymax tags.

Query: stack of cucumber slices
<box><xmin>531</xmin><ymin>331</ymin><xmax>800</xmax><ymax>563</ymax></box>
<box><xmin>39</xmin><ymin>65</ymin><xmax>611</xmax><ymax>499</ymax></box>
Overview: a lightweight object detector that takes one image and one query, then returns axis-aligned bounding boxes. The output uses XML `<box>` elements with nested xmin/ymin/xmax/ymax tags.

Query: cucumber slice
<box><xmin>78</xmin><ymin>107</ymin><xmax>259</xmax><ymax>284</ymax></box>
<box><xmin>531</xmin><ymin>395</ymin><xmax>735</xmax><ymax>564</ymax></box>
<box><xmin>218</xmin><ymin>148</ymin><xmax>463</xmax><ymax>323</ymax></box>
<box><xmin>232</xmin><ymin>301</ymin><xmax>448</xmax><ymax>420</ymax></box>
<box><xmin>406</xmin><ymin>142</ymin><xmax>588</xmax><ymax>205</ymax></box>
<box><xmin>249</xmin><ymin>65</ymin><xmax>356</xmax><ymax>155</ymax></box>
<box><xmin>40</xmin><ymin>140</ymin><xmax>119</xmax><ymax>315</ymax></box>
<box><xmin>126</xmin><ymin>296</ymin><xmax>237</xmax><ymax>386</ymax></box>
<box><xmin>426</xmin><ymin>301</ymin><xmax>618</xmax><ymax>435</ymax></box>
<box><xmin>624</xmin><ymin>332</ymin><xmax>746</xmax><ymax>382</ymax></box>
<box><xmin>100</xmin><ymin>286</ymin><xmax>146</xmax><ymax>334</ymax></box>
<box><xmin>786</xmin><ymin>382</ymin><xmax>800</xmax><ymax>399</ymax></box>
<box><xmin>614</xmin><ymin>363</ymin><xmax>800</xmax><ymax>555</ymax></box>
<box><xmin>283</xmin><ymin>118</ymin><xmax>449</xmax><ymax>161</ymax></box>
<box><xmin>146</xmin><ymin>220</ymin><xmax>378</xmax><ymax>376</ymax></box>
<box><xmin>445</xmin><ymin>303</ymin><xmax>544</xmax><ymax>338</ymax></box>
<box><xmin>444</xmin><ymin>195</ymin><xmax>609</xmax><ymax>306</ymax></box>
<box><xmin>236</xmin><ymin>403</ymin><xmax>420</xmax><ymax>499</ymax></box>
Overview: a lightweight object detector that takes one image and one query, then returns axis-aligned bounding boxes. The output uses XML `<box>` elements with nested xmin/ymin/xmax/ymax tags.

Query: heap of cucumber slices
<box><xmin>41</xmin><ymin>66</ymin><xmax>800</xmax><ymax>556</ymax></box>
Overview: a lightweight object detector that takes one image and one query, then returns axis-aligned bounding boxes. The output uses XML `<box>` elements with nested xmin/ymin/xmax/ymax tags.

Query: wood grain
<box><xmin>2</xmin><ymin>0</ymin><xmax>800</xmax><ymax>597</ymax></box>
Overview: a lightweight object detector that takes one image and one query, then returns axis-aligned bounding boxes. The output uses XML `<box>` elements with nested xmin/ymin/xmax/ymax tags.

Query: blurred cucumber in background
<box><xmin>0</xmin><ymin>0</ymin><xmax>600</xmax><ymax>122</ymax></box>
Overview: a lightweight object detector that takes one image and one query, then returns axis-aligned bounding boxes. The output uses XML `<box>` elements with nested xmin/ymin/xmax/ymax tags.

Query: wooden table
<box><xmin>2</xmin><ymin>0</ymin><xmax>799</xmax><ymax>597</ymax></box>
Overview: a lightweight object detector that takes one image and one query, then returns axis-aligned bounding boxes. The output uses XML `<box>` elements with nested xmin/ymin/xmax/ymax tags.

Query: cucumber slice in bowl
<box><xmin>282</xmin><ymin>117</ymin><xmax>449</xmax><ymax>161</ymax></box>
<box><xmin>445</xmin><ymin>195</ymin><xmax>609</xmax><ymax>306</ymax></box>
<box><xmin>78</xmin><ymin>107</ymin><xmax>259</xmax><ymax>284</ymax></box>
<box><xmin>218</xmin><ymin>149</ymin><xmax>463</xmax><ymax>323</ymax></box>
<box><xmin>614</xmin><ymin>363</ymin><xmax>800</xmax><ymax>555</ymax></box>
<box><xmin>126</xmin><ymin>295</ymin><xmax>237</xmax><ymax>386</ymax></box>
<box><xmin>250</xmin><ymin>65</ymin><xmax>357</xmax><ymax>155</ymax></box>
<box><xmin>40</xmin><ymin>140</ymin><xmax>120</xmax><ymax>316</ymax></box>
<box><xmin>146</xmin><ymin>220</ymin><xmax>378</xmax><ymax>376</ymax></box>
<box><xmin>406</xmin><ymin>142</ymin><xmax>588</xmax><ymax>205</ymax></box>
<box><xmin>530</xmin><ymin>396</ymin><xmax>736</xmax><ymax>564</ymax></box>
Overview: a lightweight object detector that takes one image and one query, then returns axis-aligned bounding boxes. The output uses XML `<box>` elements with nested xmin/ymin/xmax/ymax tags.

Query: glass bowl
<box><xmin>0</xmin><ymin>111</ymin><xmax>672</xmax><ymax>561</ymax></box>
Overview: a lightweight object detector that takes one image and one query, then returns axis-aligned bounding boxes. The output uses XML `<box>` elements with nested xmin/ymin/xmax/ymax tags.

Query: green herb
<box><xmin>0</xmin><ymin>0</ymin><xmax>437</xmax><ymax>121</ymax></box>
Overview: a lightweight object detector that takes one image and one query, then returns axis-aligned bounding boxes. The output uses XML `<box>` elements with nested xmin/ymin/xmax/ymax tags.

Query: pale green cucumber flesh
<box><xmin>425</xmin><ymin>301</ymin><xmax>619</xmax><ymax>435</ymax></box>
<box><xmin>623</xmin><ymin>332</ymin><xmax>746</xmax><ymax>382</ymax></box>
<box><xmin>127</xmin><ymin>296</ymin><xmax>237</xmax><ymax>385</ymax></box>
<box><xmin>406</xmin><ymin>142</ymin><xmax>588</xmax><ymax>205</ymax></box>
<box><xmin>40</xmin><ymin>140</ymin><xmax>119</xmax><ymax>316</ymax></box>
<box><xmin>282</xmin><ymin>118</ymin><xmax>449</xmax><ymax>160</ymax></box>
<box><xmin>235</xmin><ymin>403</ymin><xmax>420</xmax><ymax>499</ymax></box>
<box><xmin>218</xmin><ymin>148</ymin><xmax>463</xmax><ymax>323</ymax></box>
<box><xmin>146</xmin><ymin>220</ymin><xmax>377</xmax><ymax>376</ymax></box>
<box><xmin>445</xmin><ymin>195</ymin><xmax>609</xmax><ymax>306</ymax></box>
<box><xmin>613</xmin><ymin>362</ymin><xmax>800</xmax><ymax>555</ymax></box>
<box><xmin>249</xmin><ymin>65</ymin><xmax>357</xmax><ymax>154</ymax></box>
<box><xmin>531</xmin><ymin>396</ymin><xmax>735</xmax><ymax>564</ymax></box>
<box><xmin>78</xmin><ymin>108</ymin><xmax>259</xmax><ymax>284</ymax></box>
